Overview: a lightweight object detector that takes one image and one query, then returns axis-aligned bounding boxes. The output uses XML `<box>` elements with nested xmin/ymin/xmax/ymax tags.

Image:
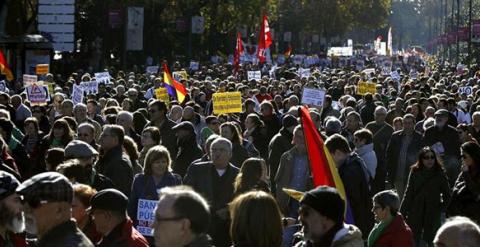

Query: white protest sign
<box><xmin>27</xmin><ymin>83</ymin><xmax>49</xmax><ymax>106</ymax></box>
<box><xmin>0</xmin><ymin>80</ymin><xmax>7</xmax><ymax>92</ymax></box>
<box><xmin>390</xmin><ymin>71</ymin><xmax>401</xmax><ymax>82</ymax></box>
<box><xmin>23</xmin><ymin>75</ymin><xmax>38</xmax><ymax>86</ymax></box>
<box><xmin>71</xmin><ymin>84</ymin><xmax>84</xmax><ymax>105</ymax></box>
<box><xmin>94</xmin><ymin>72</ymin><xmax>111</xmax><ymax>84</ymax></box>
<box><xmin>247</xmin><ymin>71</ymin><xmax>261</xmax><ymax>82</ymax></box>
<box><xmin>410</xmin><ymin>69</ymin><xmax>418</xmax><ymax>80</ymax></box>
<box><xmin>189</xmin><ymin>61</ymin><xmax>199</xmax><ymax>71</ymax></box>
<box><xmin>459</xmin><ymin>86</ymin><xmax>473</xmax><ymax>95</ymax></box>
<box><xmin>80</xmin><ymin>81</ymin><xmax>98</xmax><ymax>95</ymax></box>
<box><xmin>136</xmin><ymin>199</ymin><xmax>157</xmax><ymax>237</ymax></box>
<box><xmin>362</xmin><ymin>68</ymin><xmax>375</xmax><ymax>77</ymax></box>
<box><xmin>298</xmin><ymin>68</ymin><xmax>311</xmax><ymax>78</ymax></box>
<box><xmin>301</xmin><ymin>87</ymin><xmax>326</xmax><ymax>107</ymax></box>
<box><xmin>146</xmin><ymin>66</ymin><xmax>159</xmax><ymax>74</ymax></box>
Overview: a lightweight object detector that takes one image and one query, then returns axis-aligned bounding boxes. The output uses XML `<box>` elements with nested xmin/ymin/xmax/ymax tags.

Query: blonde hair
<box><xmin>143</xmin><ymin>145</ymin><xmax>172</xmax><ymax>175</ymax></box>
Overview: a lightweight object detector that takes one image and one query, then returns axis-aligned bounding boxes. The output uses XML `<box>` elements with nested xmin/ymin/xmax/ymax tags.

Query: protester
<box><xmin>154</xmin><ymin>185</ymin><xmax>213</xmax><ymax>247</ymax></box>
<box><xmin>72</xmin><ymin>184</ymin><xmax>101</xmax><ymax>243</ymax></box>
<box><xmin>89</xmin><ymin>188</ymin><xmax>149</xmax><ymax>247</ymax></box>
<box><xmin>220</xmin><ymin>122</ymin><xmax>249</xmax><ymax>167</ymax></box>
<box><xmin>433</xmin><ymin>216</ymin><xmax>480</xmax><ymax>247</ymax></box>
<box><xmin>0</xmin><ymin>171</ymin><xmax>26</xmax><ymax>246</ymax></box>
<box><xmin>145</xmin><ymin>100</ymin><xmax>177</xmax><ymax>158</ymax></box>
<box><xmin>368</xmin><ymin>190</ymin><xmax>413</xmax><ymax>247</ymax></box>
<box><xmin>233</xmin><ymin>158</ymin><xmax>270</xmax><ymax>196</ymax></box>
<box><xmin>229</xmin><ymin>190</ymin><xmax>283</xmax><ymax>247</ymax></box>
<box><xmin>294</xmin><ymin>186</ymin><xmax>363</xmax><ymax>247</ymax></box>
<box><xmin>171</xmin><ymin>121</ymin><xmax>203</xmax><ymax>177</ymax></box>
<box><xmin>16</xmin><ymin>172</ymin><xmax>94</xmax><ymax>246</ymax></box>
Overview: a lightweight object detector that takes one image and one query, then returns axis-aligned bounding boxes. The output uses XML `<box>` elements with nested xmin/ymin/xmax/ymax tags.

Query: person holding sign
<box><xmin>89</xmin><ymin>189</ymin><xmax>148</xmax><ymax>247</ymax></box>
<box><xmin>128</xmin><ymin>145</ymin><xmax>182</xmax><ymax>244</ymax></box>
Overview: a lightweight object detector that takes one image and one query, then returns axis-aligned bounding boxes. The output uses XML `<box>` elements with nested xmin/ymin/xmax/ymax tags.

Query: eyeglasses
<box><xmin>422</xmin><ymin>155</ymin><xmax>435</xmax><ymax>160</ymax></box>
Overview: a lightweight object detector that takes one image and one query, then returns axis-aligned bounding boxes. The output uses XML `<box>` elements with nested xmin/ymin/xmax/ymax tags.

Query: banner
<box><xmin>247</xmin><ymin>70</ymin><xmax>261</xmax><ymax>81</ymax></box>
<box><xmin>94</xmin><ymin>72</ymin><xmax>111</xmax><ymax>84</ymax></box>
<box><xmin>136</xmin><ymin>199</ymin><xmax>157</xmax><ymax>237</ymax></box>
<box><xmin>36</xmin><ymin>64</ymin><xmax>49</xmax><ymax>75</ymax></box>
<box><xmin>155</xmin><ymin>87</ymin><xmax>170</xmax><ymax>103</ymax></box>
<box><xmin>71</xmin><ymin>84</ymin><xmax>84</xmax><ymax>105</ymax></box>
<box><xmin>357</xmin><ymin>81</ymin><xmax>377</xmax><ymax>95</ymax></box>
<box><xmin>327</xmin><ymin>47</ymin><xmax>353</xmax><ymax>57</ymax></box>
<box><xmin>301</xmin><ymin>88</ymin><xmax>326</xmax><ymax>107</ymax></box>
<box><xmin>27</xmin><ymin>83</ymin><xmax>49</xmax><ymax>106</ymax></box>
<box><xmin>146</xmin><ymin>66</ymin><xmax>159</xmax><ymax>75</ymax></box>
<box><xmin>213</xmin><ymin>92</ymin><xmax>242</xmax><ymax>114</ymax></box>
<box><xmin>80</xmin><ymin>81</ymin><xmax>99</xmax><ymax>95</ymax></box>
<box><xmin>23</xmin><ymin>75</ymin><xmax>38</xmax><ymax>86</ymax></box>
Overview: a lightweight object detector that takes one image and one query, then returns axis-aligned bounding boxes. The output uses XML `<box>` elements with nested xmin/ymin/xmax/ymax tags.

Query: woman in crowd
<box><xmin>341</xmin><ymin>111</ymin><xmax>362</xmax><ymax>148</ymax></box>
<box><xmin>233</xmin><ymin>158</ymin><xmax>270</xmax><ymax>196</ymax></box>
<box><xmin>244</xmin><ymin>113</ymin><xmax>269</xmax><ymax>159</ymax></box>
<box><xmin>392</xmin><ymin>117</ymin><xmax>403</xmax><ymax>132</ymax></box>
<box><xmin>38</xmin><ymin>119</ymin><xmax>74</xmax><ymax>172</ymax></box>
<box><xmin>31</xmin><ymin>105</ymin><xmax>51</xmax><ymax>133</ymax></box>
<box><xmin>123</xmin><ymin>136</ymin><xmax>143</xmax><ymax>175</ymax></box>
<box><xmin>72</xmin><ymin>184</ymin><xmax>101</xmax><ymax>244</ymax></box>
<box><xmin>400</xmin><ymin>147</ymin><xmax>451</xmax><ymax>246</ymax></box>
<box><xmin>220</xmin><ymin>122</ymin><xmax>249</xmax><ymax>167</ymax></box>
<box><xmin>128</xmin><ymin>145</ymin><xmax>182</xmax><ymax>244</ymax></box>
<box><xmin>457</xmin><ymin>124</ymin><xmax>474</xmax><ymax>144</ymax></box>
<box><xmin>138</xmin><ymin>126</ymin><xmax>161</xmax><ymax>167</ymax></box>
<box><xmin>229</xmin><ymin>191</ymin><xmax>283</xmax><ymax>247</ymax></box>
<box><xmin>368</xmin><ymin>190</ymin><xmax>413</xmax><ymax>247</ymax></box>
<box><xmin>22</xmin><ymin>117</ymin><xmax>44</xmax><ymax>176</ymax></box>
<box><xmin>133</xmin><ymin>111</ymin><xmax>148</xmax><ymax>135</ymax></box>
<box><xmin>447</xmin><ymin>141</ymin><xmax>480</xmax><ymax>223</ymax></box>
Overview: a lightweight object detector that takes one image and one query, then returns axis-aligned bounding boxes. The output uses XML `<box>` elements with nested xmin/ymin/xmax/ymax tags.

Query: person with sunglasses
<box><xmin>89</xmin><ymin>189</ymin><xmax>148</xmax><ymax>247</ymax></box>
<box><xmin>16</xmin><ymin>172</ymin><xmax>94</xmax><ymax>247</ymax></box>
<box><xmin>400</xmin><ymin>146</ymin><xmax>451</xmax><ymax>246</ymax></box>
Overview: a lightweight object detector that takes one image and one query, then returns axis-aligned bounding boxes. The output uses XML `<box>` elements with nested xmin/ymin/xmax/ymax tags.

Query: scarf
<box><xmin>367</xmin><ymin>215</ymin><xmax>394</xmax><ymax>247</ymax></box>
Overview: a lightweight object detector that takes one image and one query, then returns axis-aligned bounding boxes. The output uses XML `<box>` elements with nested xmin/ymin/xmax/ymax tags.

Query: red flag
<box><xmin>0</xmin><ymin>50</ymin><xmax>13</xmax><ymax>81</ymax></box>
<box><xmin>162</xmin><ymin>62</ymin><xmax>187</xmax><ymax>103</ymax></box>
<box><xmin>233</xmin><ymin>32</ymin><xmax>244</xmax><ymax>74</ymax></box>
<box><xmin>257</xmin><ymin>13</ymin><xmax>273</xmax><ymax>63</ymax></box>
<box><xmin>284</xmin><ymin>44</ymin><xmax>292</xmax><ymax>57</ymax></box>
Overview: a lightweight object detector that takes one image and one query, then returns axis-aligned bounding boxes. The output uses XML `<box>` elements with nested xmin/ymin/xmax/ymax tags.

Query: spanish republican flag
<box><xmin>162</xmin><ymin>62</ymin><xmax>187</xmax><ymax>103</ymax></box>
<box><xmin>299</xmin><ymin>106</ymin><xmax>354</xmax><ymax>223</ymax></box>
<box><xmin>0</xmin><ymin>50</ymin><xmax>13</xmax><ymax>81</ymax></box>
<box><xmin>284</xmin><ymin>44</ymin><xmax>292</xmax><ymax>57</ymax></box>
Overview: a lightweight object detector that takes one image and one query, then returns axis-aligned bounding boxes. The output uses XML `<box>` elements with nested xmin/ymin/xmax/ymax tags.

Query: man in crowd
<box><xmin>0</xmin><ymin>171</ymin><xmax>26</xmax><ymax>246</ymax></box>
<box><xmin>77</xmin><ymin>122</ymin><xmax>100</xmax><ymax>150</ymax></box>
<box><xmin>153</xmin><ymin>186</ymin><xmax>213</xmax><ymax>247</ymax></box>
<box><xmin>96</xmin><ymin>125</ymin><xmax>133</xmax><ymax>196</ymax></box>
<box><xmin>146</xmin><ymin>100</ymin><xmax>177</xmax><ymax>157</ymax></box>
<box><xmin>16</xmin><ymin>172</ymin><xmax>93</xmax><ymax>246</ymax></box>
<box><xmin>73</xmin><ymin>103</ymin><xmax>102</xmax><ymax>140</ymax></box>
<box><xmin>434</xmin><ymin>216</ymin><xmax>480</xmax><ymax>247</ymax></box>
<box><xmin>117</xmin><ymin>111</ymin><xmax>141</xmax><ymax>147</ymax></box>
<box><xmin>294</xmin><ymin>186</ymin><xmax>363</xmax><ymax>247</ymax></box>
<box><xmin>11</xmin><ymin>95</ymin><xmax>31</xmax><ymax>131</ymax></box>
<box><xmin>184</xmin><ymin>137</ymin><xmax>239</xmax><ymax>247</ymax></box>
<box><xmin>172</xmin><ymin>121</ymin><xmax>203</xmax><ymax>177</ymax></box>
<box><xmin>89</xmin><ymin>189</ymin><xmax>148</xmax><ymax>247</ymax></box>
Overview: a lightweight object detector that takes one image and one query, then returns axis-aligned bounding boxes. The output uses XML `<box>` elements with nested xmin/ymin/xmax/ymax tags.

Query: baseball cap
<box><xmin>89</xmin><ymin>189</ymin><xmax>128</xmax><ymax>213</ymax></box>
<box><xmin>16</xmin><ymin>172</ymin><xmax>73</xmax><ymax>206</ymax></box>
<box><xmin>300</xmin><ymin>186</ymin><xmax>345</xmax><ymax>222</ymax></box>
<box><xmin>172</xmin><ymin>121</ymin><xmax>195</xmax><ymax>133</ymax></box>
<box><xmin>0</xmin><ymin>171</ymin><xmax>20</xmax><ymax>201</ymax></box>
<box><xmin>64</xmin><ymin>140</ymin><xmax>98</xmax><ymax>159</ymax></box>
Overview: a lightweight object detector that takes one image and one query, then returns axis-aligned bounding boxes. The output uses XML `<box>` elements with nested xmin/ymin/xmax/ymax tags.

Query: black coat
<box><xmin>95</xmin><ymin>146</ymin><xmax>133</xmax><ymax>197</ymax></box>
<box><xmin>37</xmin><ymin>220</ymin><xmax>93</xmax><ymax>247</ymax></box>
<box><xmin>268</xmin><ymin>128</ymin><xmax>293</xmax><ymax>188</ymax></box>
<box><xmin>386</xmin><ymin>131</ymin><xmax>424</xmax><ymax>184</ymax></box>
<box><xmin>145</xmin><ymin>118</ymin><xmax>178</xmax><ymax>158</ymax></box>
<box><xmin>447</xmin><ymin>170</ymin><xmax>480</xmax><ymax>223</ymax></box>
<box><xmin>172</xmin><ymin>134</ymin><xmax>204</xmax><ymax>177</ymax></box>
<box><xmin>422</xmin><ymin>125</ymin><xmax>460</xmax><ymax>157</ymax></box>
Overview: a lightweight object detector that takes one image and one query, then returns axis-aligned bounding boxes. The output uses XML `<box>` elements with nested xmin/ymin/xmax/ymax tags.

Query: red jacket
<box><xmin>374</xmin><ymin>214</ymin><xmax>413</xmax><ymax>247</ymax></box>
<box><xmin>97</xmin><ymin>218</ymin><xmax>148</xmax><ymax>247</ymax></box>
<box><xmin>0</xmin><ymin>232</ymin><xmax>27</xmax><ymax>247</ymax></box>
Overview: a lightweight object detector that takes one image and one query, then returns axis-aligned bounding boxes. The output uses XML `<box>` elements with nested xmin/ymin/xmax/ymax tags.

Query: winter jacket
<box><xmin>95</xmin><ymin>146</ymin><xmax>133</xmax><ymax>197</ymax></box>
<box><xmin>97</xmin><ymin>219</ymin><xmax>149</xmax><ymax>247</ymax></box>
<box><xmin>422</xmin><ymin>125</ymin><xmax>461</xmax><ymax>157</ymax></box>
<box><xmin>268</xmin><ymin>128</ymin><xmax>294</xmax><ymax>188</ymax></box>
<box><xmin>172</xmin><ymin>133</ymin><xmax>204</xmax><ymax>177</ymax></box>
<box><xmin>356</xmin><ymin>143</ymin><xmax>377</xmax><ymax>179</ymax></box>
<box><xmin>295</xmin><ymin>224</ymin><xmax>363</xmax><ymax>247</ymax></box>
<box><xmin>37</xmin><ymin>219</ymin><xmax>93</xmax><ymax>247</ymax></box>
<box><xmin>386</xmin><ymin>131</ymin><xmax>423</xmax><ymax>184</ymax></box>
<box><xmin>371</xmin><ymin>214</ymin><xmax>413</xmax><ymax>247</ymax></box>
<box><xmin>447</xmin><ymin>170</ymin><xmax>480</xmax><ymax>223</ymax></box>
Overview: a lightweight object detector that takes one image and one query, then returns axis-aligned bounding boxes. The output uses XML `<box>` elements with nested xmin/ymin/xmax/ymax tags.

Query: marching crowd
<box><xmin>0</xmin><ymin>56</ymin><xmax>480</xmax><ymax>247</ymax></box>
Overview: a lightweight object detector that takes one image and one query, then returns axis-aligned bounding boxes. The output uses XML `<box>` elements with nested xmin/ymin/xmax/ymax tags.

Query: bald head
<box><xmin>434</xmin><ymin>216</ymin><xmax>480</xmax><ymax>247</ymax></box>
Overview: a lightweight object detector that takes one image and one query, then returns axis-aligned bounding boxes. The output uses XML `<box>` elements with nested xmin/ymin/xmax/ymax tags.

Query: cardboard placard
<box><xmin>23</xmin><ymin>75</ymin><xmax>38</xmax><ymax>86</ymax></box>
<box><xmin>301</xmin><ymin>87</ymin><xmax>326</xmax><ymax>107</ymax></box>
<box><xmin>36</xmin><ymin>64</ymin><xmax>49</xmax><ymax>75</ymax></box>
<box><xmin>94</xmin><ymin>72</ymin><xmax>111</xmax><ymax>84</ymax></box>
<box><xmin>146</xmin><ymin>66</ymin><xmax>159</xmax><ymax>75</ymax></box>
<box><xmin>71</xmin><ymin>84</ymin><xmax>84</xmax><ymax>105</ymax></box>
<box><xmin>247</xmin><ymin>71</ymin><xmax>261</xmax><ymax>82</ymax></box>
<box><xmin>27</xmin><ymin>83</ymin><xmax>49</xmax><ymax>106</ymax></box>
<box><xmin>136</xmin><ymin>199</ymin><xmax>157</xmax><ymax>237</ymax></box>
<box><xmin>357</xmin><ymin>81</ymin><xmax>377</xmax><ymax>95</ymax></box>
<box><xmin>80</xmin><ymin>81</ymin><xmax>99</xmax><ymax>95</ymax></box>
<box><xmin>155</xmin><ymin>87</ymin><xmax>170</xmax><ymax>103</ymax></box>
<box><xmin>212</xmin><ymin>92</ymin><xmax>242</xmax><ymax>114</ymax></box>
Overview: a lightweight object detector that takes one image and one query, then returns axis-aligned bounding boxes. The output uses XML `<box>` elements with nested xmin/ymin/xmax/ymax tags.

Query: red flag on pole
<box><xmin>257</xmin><ymin>13</ymin><xmax>273</xmax><ymax>63</ymax></box>
<box><xmin>234</xmin><ymin>32</ymin><xmax>244</xmax><ymax>74</ymax></box>
<box><xmin>0</xmin><ymin>50</ymin><xmax>13</xmax><ymax>81</ymax></box>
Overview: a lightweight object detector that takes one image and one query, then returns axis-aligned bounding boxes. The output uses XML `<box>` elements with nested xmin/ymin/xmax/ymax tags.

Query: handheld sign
<box><xmin>172</xmin><ymin>71</ymin><xmax>188</xmax><ymax>82</ymax></box>
<box><xmin>189</xmin><ymin>61</ymin><xmax>199</xmax><ymax>71</ymax></box>
<box><xmin>80</xmin><ymin>81</ymin><xmax>99</xmax><ymax>95</ymax></box>
<box><xmin>146</xmin><ymin>66</ymin><xmax>159</xmax><ymax>75</ymax></box>
<box><xmin>458</xmin><ymin>86</ymin><xmax>473</xmax><ymax>95</ymax></box>
<box><xmin>95</xmin><ymin>72</ymin><xmax>111</xmax><ymax>84</ymax></box>
<box><xmin>71</xmin><ymin>84</ymin><xmax>84</xmax><ymax>105</ymax></box>
<box><xmin>357</xmin><ymin>81</ymin><xmax>377</xmax><ymax>95</ymax></box>
<box><xmin>136</xmin><ymin>199</ymin><xmax>157</xmax><ymax>237</ymax></box>
<box><xmin>36</xmin><ymin>64</ymin><xmax>49</xmax><ymax>75</ymax></box>
<box><xmin>247</xmin><ymin>71</ymin><xmax>261</xmax><ymax>82</ymax></box>
<box><xmin>27</xmin><ymin>83</ymin><xmax>49</xmax><ymax>106</ymax></box>
<box><xmin>155</xmin><ymin>87</ymin><xmax>170</xmax><ymax>103</ymax></box>
<box><xmin>213</xmin><ymin>92</ymin><xmax>242</xmax><ymax>114</ymax></box>
<box><xmin>23</xmin><ymin>75</ymin><xmax>38</xmax><ymax>86</ymax></box>
<box><xmin>0</xmin><ymin>80</ymin><xmax>7</xmax><ymax>92</ymax></box>
<box><xmin>301</xmin><ymin>88</ymin><xmax>326</xmax><ymax>107</ymax></box>
<box><xmin>298</xmin><ymin>68</ymin><xmax>311</xmax><ymax>78</ymax></box>
<box><xmin>390</xmin><ymin>71</ymin><xmax>401</xmax><ymax>82</ymax></box>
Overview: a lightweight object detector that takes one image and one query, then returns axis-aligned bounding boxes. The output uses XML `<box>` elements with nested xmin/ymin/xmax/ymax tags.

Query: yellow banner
<box><xmin>155</xmin><ymin>88</ymin><xmax>170</xmax><ymax>104</ymax></box>
<box><xmin>213</xmin><ymin>92</ymin><xmax>242</xmax><ymax>114</ymax></box>
<box><xmin>357</xmin><ymin>81</ymin><xmax>377</xmax><ymax>95</ymax></box>
<box><xmin>36</xmin><ymin>64</ymin><xmax>49</xmax><ymax>75</ymax></box>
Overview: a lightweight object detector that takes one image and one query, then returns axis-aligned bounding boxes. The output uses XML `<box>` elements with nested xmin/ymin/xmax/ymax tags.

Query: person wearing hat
<box><xmin>171</xmin><ymin>121</ymin><xmax>203</xmax><ymax>177</ymax></box>
<box><xmin>268</xmin><ymin>114</ymin><xmax>297</xmax><ymax>192</ymax></box>
<box><xmin>423</xmin><ymin>108</ymin><xmax>461</xmax><ymax>185</ymax></box>
<box><xmin>89</xmin><ymin>189</ymin><xmax>148</xmax><ymax>247</ymax></box>
<box><xmin>96</xmin><ymin>125</ymin><xmax>133</xmax><ymax>197</ymax></box>
<box><xmin>63</xmin><ymin>140</ymin><xmax>114</xmax><ymax>191</ymax></box>
<box><xmin>16</xmin><ymin>172</ymin><xmax>93</xmax><ymax>247</ymax></box>
<box><xmin>145</xmin><ymin>100</ymin><xmax>178</xmax><ymax>158</ymax></box>
<box><xmin>127</xmin><ymin>88</ymin><xmax>147</xmax><ymax>112</ymax></box>
<box><xmin>0</xmin><ymin>171</ymin><xmax>26</xmax><ymax>247</ymax></box>
<box><xmin>294</xmin><ymin>186</ymin><xmax>363</xmax><ymax>247</ymax></box>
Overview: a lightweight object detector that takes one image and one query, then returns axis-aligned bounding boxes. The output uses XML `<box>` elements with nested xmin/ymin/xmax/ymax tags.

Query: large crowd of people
<box><xmin>1</xmin><ymin>54</ymin><xmax>480</xmax><ymax>247</ymax></box>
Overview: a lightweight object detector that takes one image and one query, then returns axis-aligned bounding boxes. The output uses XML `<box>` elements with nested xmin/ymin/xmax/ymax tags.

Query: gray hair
<box><xmin>117</xmin><ymin>111</ymin><xmax>133</xmax><ymax>123</ymax></box>
<box><xmin>423</xmin><ymin>117</ymin><xmax>435</xmax><ymax>131</ymax></box>
<box><xmin>375</xmin><ymin>106</ymin><xmax>387</xmax><ymax>115</ymax></box>
<box><xmin>435</xmin><ymin>216</ymin><xmax>480</xmax><ymax>247</ymax></box>
<box><xmin>73</xmin><ymin>103</ymin><xmax>87</xmax><ymax>112</ymax></box>
<box><xmin>211</xmin><ymin>137</ymin><xmax>232</xmax><ymax>153</ymax></box>
<box><xmin>373</xmin><ymin>190</ymin><xmax>400</xmax><ymax>216</ymax></box>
